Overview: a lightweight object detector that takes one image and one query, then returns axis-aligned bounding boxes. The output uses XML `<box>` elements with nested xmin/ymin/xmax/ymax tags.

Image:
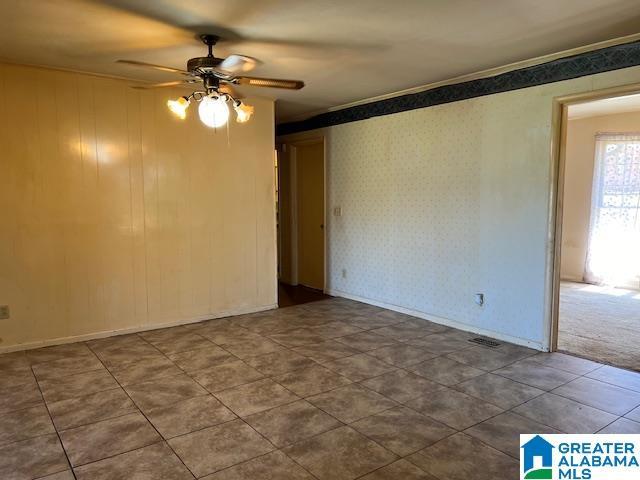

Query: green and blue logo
<box><xmin>520</xmin><ymin>434</ymin><xmax>640</xmax><ymax>480</ymax></box>
<box><xmin>521</xmin><ymin>435</ymin><xmax>554</xmax><ymax>479</ymax></box>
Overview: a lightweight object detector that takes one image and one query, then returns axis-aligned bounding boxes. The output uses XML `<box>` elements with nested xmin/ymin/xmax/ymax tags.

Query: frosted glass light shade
<box><xmin>198</xmin><ymin>96</ymin><xmax>229</xmax><ymax>128</ymax></box>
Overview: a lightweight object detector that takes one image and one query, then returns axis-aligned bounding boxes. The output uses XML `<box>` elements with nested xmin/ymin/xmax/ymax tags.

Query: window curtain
<box><xmin>584</xmin><ymin>133</ymin><xmax>640</xmax><ymax>288</ymax></box>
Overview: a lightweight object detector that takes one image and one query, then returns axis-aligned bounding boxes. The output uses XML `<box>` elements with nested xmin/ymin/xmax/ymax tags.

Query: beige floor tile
<box><xmin>0</xmin><ymin>379</ymin><xmax>43</xmax><ymax>414</ymax></box>
<box><xmin>0</xmin><ymin>404</ymin><xmax>55</xmax><ymax>446</ymax></box>
<box><xmin>47</xmin><ymin>387</ymin><xmax>136</xmax><ymax>431</ymax></box>
<box><xmin>214</xmin><ymin>378</ymin><xmax>299</xmax><ymax>417</ymax></box>
<box><xmin>455</xmin><ymin>373</ymin><xmax>544</xmax><ymax>409</ymax></box>
<box><xmin>124</xmin><ymin>374</ymin><xmax>207</xmax><ymax>411</ymax></box>
<box><xmin>465</xmin><ymin>412</ymin><xmax>560</xmax><ymax>458</ymax></box>
<box><xmin>244</xmin><ymin>350</ymin><xmax>317</xmax><ymax>376</ymax></box>
<box><xmin>310</xmin><ymin>321</ymin><xmax>364</xmax><ymax>338</ymax></box>
<box><xmin>0</xmin><ymin>366</ymin><xmax>36</xmax><ymax>389</ymax></box>
<box><xmin>552</xmin><ymin>377</ymin><xmax>640</xmax><ymax>415</ymax></box>
<box><xmin>0</xmin><ymin>434</ymin><xmax>69</xmax><ymax>480</ymax></box>
<box><xmin>409</xmin><ymin>357</ymin><xmax>484</xmax><ymax>386</ymax></box>
<box><xmin>529</xmin><ymin>352</ymin><xmax>601</xmax><ymax>375</ymax></box>
<box><xmin>406</xmin><ymin>333</ymin><xmax>472</xmax><ymax>354</ymax></box>
<box><xmin>38</xmin><ymin>470</ymin><xmax>76</xmax><ymax>480</ymax></box>
<box><xmin>74</xmin><ymin>442</ymin><xmax>193</xmax><ymax>480</ymax></box>
<box><xmin>406</xmin><ymin>387</ymin><xmax>503</xmax><ymax>430</ymax></box>
<box><xmin>352</xmin><ymin>406</ymin><xmax>454</xmax><ymax>456</ymax></box>
<box><xmin>32</xmin><ymin>353</ymin><xmax>105</xmax><ymax>381</ymax></box>
<box><xmin>222</xmin><ymin>338</ymin><xmax>287</xmax><ymax>359</ymax></box>
<box><xmin>361</xmin><ymin>370</ymin><xmax>442</xmax><ymax>403</ymax></box>
<box><xmin>344</xmin><ymin>315</ymin><xmax>402</xmax><ymax>331</ymax></box>
<box><xmin>283</xmin><ymin>426</ymin><xmax>397</xmax><ymax>480</ymax></box>
<box><xmin>168</xmin><ymin>419</ymin><xmax>273</xmax><ymax>478</ymax></box>
<box><xmin>370</xmin><ymin>323</ymin><xmax>436</xmax><ymax>342</ymax></box>
<box><xmin>512</xmin><ymin>393</ymin><xmax>617</xmax><ymax>433</ymax></box>
<box><xmin>446</xmin><ymin>346</ymin><xmax>521</xmax><ymax>371</ymax></box>
<box><xmin>92</xmin><ymin>343</ymin><xmax>163</xmax><ymax>371</ymax></box>
<box><xmin>268</xmin><ymin>328</ymin><xmax>328</xmax><ymax>348</ymax></box>
<box><xmin>407</xmin><ymin>433</ymin><xmax>518</xmax><ymax>480</ymax></box>
<box><xmin>146</xmin><ymin>395</ymin><xmax>236</xmax><ymax>439</ymax></box>
<box><xmin>494</xmin><ymin>358</ymin><xmax>578</xmax><ymax>390</ymax></box>
<box><xmin>147</xmin><ymin>332</ymin><xmax>215</xmax><ymax>355</ymax></box>
<box><xmin>587</xmin><ymin>365</ymin><xmax>640</xmax><ymax>392</ymax></box>
<box><xmin>27</xmin><ymin>344</ymin><xmax>94</xmax><ymax>365</ymax></box>
<box><xmin>359</xmin><ymin>459</ymin><xmax>436</xmax><ymax>480</ymax></box>
<box><xmin>335</xmin><ymin>332</ymin><xmax>399</xmax><ymax>352</ymax></box>
<box><xmin>0</xmin><ymin>351</ymin><xmax>30</xmax><ymax>372</ymax></box>
<box><xmin>599</xmin><ymin>417</ymin><xmax>640</xmax><ymax>434</ymax></box>
<box><xmin>273</xmin><ymin>364</ymin><xmax>352</xmax><ymax>397</ymax></box>
<box><xmin>367</xmin><ymin>345</ymin><xmax>438</xmax><ymax>368</ymax></box>
<box><xmin>39</xmin><ymin>370</ymin><xmax>119</xmax><ymax>403</ymax></box>
<box><xmin>110</xmin><ymin>355</ymin><xmax>182</xmax><ymax>386</ymax></box>
<box><xmin>292</xmin><ymin>340</ymin><xmax>359</xmax><ymax>363</ymax></box>
<box><xmin>324</xmin><ymin>354</ymin><xmax>396</xmax><ymax>382</ymax></box>
<box><xmin>191</xmin><ymin>360</ymin><xmax>264</xmax><ymax>393</ymax></box>
<box><xmin>245</xmin><ymin>400</ymin><xmax>342</xmax><ymax>448</ymax></box>
<box><xmin>59</xmin><ymin>412</ymin><xmax>160</xmax><ymax>466</ymax></box>
<box><xmin>201</xmin><ymin>450</ymin><xmax>315</xmax><ymax>480</ymax></box>
<box><xmin>308</xmin><ymin>384</ymin><xmax>397</xmax><ymax>423</ymax></box>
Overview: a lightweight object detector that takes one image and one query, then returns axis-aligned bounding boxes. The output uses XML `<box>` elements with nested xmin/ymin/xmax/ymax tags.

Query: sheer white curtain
<box><xmin>584</xmin><ymin>133</ymin><xmax>640</xmax><ymax>288</ymax></box>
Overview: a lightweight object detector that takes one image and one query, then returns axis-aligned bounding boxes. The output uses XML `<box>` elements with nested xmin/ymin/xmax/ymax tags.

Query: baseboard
<box><xmin>327</xmin><ymin>289</ymin><xmax>546</xmax><ymax>351</ymax></box>
<box><xmin>0</xmin><ymin>303</ymin><xmax>278</xmax><ymax>354</ymax></box>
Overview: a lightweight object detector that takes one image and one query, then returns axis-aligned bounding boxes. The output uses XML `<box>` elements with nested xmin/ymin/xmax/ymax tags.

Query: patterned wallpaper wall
<box><xmin>321</xmin><ymin>66</ymin><xmax>640</xmax><ymax>348</ymax></box>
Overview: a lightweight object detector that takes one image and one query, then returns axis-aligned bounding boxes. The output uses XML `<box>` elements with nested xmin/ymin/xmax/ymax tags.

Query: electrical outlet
<box><xmin>333</xmin><ymin>206</ymin><xmax>342</xmax><ymax>217</ymax></box>
<box><xmin>0</xmin><ymin>305</ymin><xmax>9</xmax><ymax>320</ymax></box>
<box><xmin>474</xmin><ymin>294</ymin><xmax>484</xmax><ymax>307</ymax></box>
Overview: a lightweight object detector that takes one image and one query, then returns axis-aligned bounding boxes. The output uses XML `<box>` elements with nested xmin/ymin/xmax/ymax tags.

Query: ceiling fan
<box><xmin>117</xmin><ymin>34</ymin><xmax>304</xmax><ymax>128</ymax></box>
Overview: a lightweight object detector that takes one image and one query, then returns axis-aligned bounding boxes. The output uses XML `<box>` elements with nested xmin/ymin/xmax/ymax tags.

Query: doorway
<box><xmin>553</xmin><ymin>91</ymin><xmax>640</xmax><ymax>370</ymax></box>
<box><xmin>277</xmin><ymin>138</ymin><xmax>327</xmax><ymax>307</ymax></box>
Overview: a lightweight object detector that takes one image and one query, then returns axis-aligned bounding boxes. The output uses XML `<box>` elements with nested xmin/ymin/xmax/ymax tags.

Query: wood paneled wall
<box><xmin>0</xmin><ymin>63</ymin><xmax>277</xmax><ymax>350</ymax></box>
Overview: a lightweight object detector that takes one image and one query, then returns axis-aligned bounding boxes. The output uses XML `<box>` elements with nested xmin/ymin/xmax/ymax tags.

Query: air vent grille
<box><xmin>468</xmin><ymin>337</ymin><xmax>501</xmax><ymax>348</ymax></box>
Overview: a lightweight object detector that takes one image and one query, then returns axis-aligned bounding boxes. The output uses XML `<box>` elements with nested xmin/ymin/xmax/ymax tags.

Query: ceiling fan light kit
<box><xmin>119</xmin><ymin>34</ymin><xmax>304</xmax><ymax>130</ymax></box>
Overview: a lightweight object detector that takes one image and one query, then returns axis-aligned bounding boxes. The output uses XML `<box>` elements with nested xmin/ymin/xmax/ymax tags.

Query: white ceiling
<box><xmin>1</xmin><ymin>0</ymin><xmax>640</xmax><ymax>122</ymax></box>
<box><xmin>569</xmin><ymin>93</ymin><xmax>640</xmax><ymax>119</ymax></box>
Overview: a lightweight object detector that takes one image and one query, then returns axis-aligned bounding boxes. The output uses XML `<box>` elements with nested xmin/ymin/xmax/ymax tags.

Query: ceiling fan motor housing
<box><xmin>187</xmin><ymin>56</ymin><xmax>224</xmax><ymax>75</ymax></box>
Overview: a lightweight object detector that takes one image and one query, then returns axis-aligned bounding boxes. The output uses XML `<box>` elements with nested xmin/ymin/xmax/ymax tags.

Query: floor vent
<box><xmin>468</xmin><ymin>337</ymin><xmax>501</xmax><ymax>348</ymax></box>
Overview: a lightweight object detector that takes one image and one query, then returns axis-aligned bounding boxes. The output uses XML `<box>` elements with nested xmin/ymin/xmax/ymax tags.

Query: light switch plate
<box><xmin>0</xmin><ymin>305</ymin><xmax>9</xmax><ymax>320</ymax></box>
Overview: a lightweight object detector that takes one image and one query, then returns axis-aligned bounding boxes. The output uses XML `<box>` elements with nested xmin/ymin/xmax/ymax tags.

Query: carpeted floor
<box><xmin>559</xmin><ymin>281</ymin><xmax>640</xmax><ymax>371</ymax></box>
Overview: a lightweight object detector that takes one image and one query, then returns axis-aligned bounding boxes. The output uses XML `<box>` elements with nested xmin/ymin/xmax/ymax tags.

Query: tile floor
<box><xmin>2</xmin><ymin>297</ymin><xmax>640</xmax><ymax>479</ymax></box>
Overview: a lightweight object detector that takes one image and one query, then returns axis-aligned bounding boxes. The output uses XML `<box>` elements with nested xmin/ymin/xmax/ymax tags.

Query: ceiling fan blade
<box><xmin>117</xmin><ymin>59</ymin><xmax>190</xmax><ymax>75</ymax></box>
<box><xmin>236</xmin><ymin>77</ymin><xmax>304</xmax><ymax>90</ymax></box>
<box><xmin>132</xmin><ymin>80</ymin><xmax>197</xmax><ymax>89</ymax></box>
<box><xmin>218</xmin><ymin>55</ymin><xmax>260</xmax><ymax>75</ymax></box>
<box><xmin>218</xmin><ymin>83</ymin><xmax>241</xmax><ymax>98</ymax></box>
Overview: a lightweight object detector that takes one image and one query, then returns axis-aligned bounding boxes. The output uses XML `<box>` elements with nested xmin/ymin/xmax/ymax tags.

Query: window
<box><xmin>585</xmin><ymin>133</ymin><xmax>640</xmax><ymax>288</ymax></box>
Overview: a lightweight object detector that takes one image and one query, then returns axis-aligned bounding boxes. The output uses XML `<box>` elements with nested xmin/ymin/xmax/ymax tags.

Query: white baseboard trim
<box><xmin>0</xmin><ymin>303</ymin><xmax>278</xmax><ymax>354</ymax></box>
<box><xmin>327</xmin><ymin>289</ymin><xmax>546</xmax><ymax>351</ymax></box>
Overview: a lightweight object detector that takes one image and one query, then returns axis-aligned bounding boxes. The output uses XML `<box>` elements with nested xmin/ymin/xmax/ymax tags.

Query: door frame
<box><xmin>277</xmin><ymin>135</ymin><xmax>327</xmax><ymax>292</ymax></box>
<box><xmin>547</xmin><ymin>82</ymin><xmax>640</xmax><ymax>351</ymax></box>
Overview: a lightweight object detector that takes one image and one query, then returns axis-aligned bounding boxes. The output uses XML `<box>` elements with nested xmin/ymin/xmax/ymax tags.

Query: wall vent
<box><xmin>468</xmin><ymin>337</ymin><xmax>501</xmax><ymax>348</ymax></box>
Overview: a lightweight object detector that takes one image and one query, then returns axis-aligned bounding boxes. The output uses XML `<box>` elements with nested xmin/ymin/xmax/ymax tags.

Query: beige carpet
<box><xmin>559</xmin><ymin>281</ymin><xmax>640</xmax><ymax>371</ymax></box>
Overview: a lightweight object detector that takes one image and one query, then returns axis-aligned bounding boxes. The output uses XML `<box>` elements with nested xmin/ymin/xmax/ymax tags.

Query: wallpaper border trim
<box><xmin>277</xmin><ymin>40</ymin><xmax>640</xmax><ymax>136</ymax></box>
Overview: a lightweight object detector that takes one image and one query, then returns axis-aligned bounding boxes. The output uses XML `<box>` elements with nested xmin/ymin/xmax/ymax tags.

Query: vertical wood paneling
<box><xmin>0</xmin><ymin>63</ymin><xmax>276</xmax><ymax>349</ymax></box>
